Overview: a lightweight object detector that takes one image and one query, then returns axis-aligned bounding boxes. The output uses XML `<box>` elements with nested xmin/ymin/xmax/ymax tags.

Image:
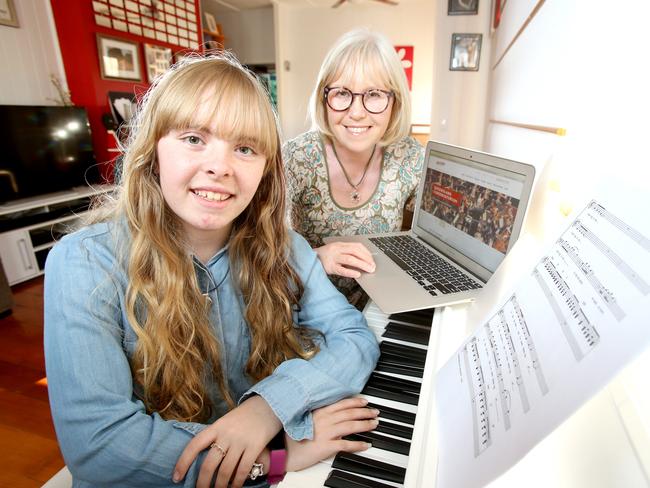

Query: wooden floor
<box><xmin>0</xmin><ymin>277</ymin><xmax>64</xmax><ymax>488</ymax></box>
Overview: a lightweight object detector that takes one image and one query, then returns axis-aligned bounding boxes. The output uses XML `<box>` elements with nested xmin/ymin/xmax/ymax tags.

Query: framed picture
<box><xmin>0</xmin><ymin>0</ymin><xmax>19</xmax><ymax>28</ymax></box>
<box><xmin>97</xmin><ymin>34</ymin><xmax>142</xmax><ymax>81</ymax></box>
<box><xmin>449</xmin><ymin>33</ymin><xmax>483</xmax><ymax>71</ymax></box>
<box><xmin>144</xmin><ymin>43</ymin><xmax>173</xmax><ymax>83</ymax></box>
<box><xmin>204</xmin><ymin>12</ymin><xmax>219</xmax><ymax>34</ymax></box>
<box><xmin>108</xmin><ymin>91</ymin><xmax>138</xmax><ymax>128</ymax></box>
<box><xmin>448</xmin><ymin>0</ymin><xmax>478</xmax><ymax>15</ymax></box>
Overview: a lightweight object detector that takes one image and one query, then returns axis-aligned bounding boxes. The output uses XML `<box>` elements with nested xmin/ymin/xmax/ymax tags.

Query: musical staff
<box><xmin>574</xmin><ymin>220</ymin><xmax>650</xmax><ymax>296</ymax></box>
<box><xmin>535</xmin><ymin>259</ymin><xmax>600</xmax><ymax>361</ymax></box>
<box><xmin>463</xmin><ymin>339</ymin><xmax>491</xmax><ymax>457</ymax></box>
<box><xmin>511</xmin><ymin>295</ymin><xmax>549</xmax><ymax>395</ymax></box>
<box><xmin>558</xmin><ymin>238</ymin><xmax>626</xmax><ymax>320</ymax></box>
<box><xmin>589</xmin><ymin>201</ymin><xmax>650</xmax><ymax>252</ymax></box>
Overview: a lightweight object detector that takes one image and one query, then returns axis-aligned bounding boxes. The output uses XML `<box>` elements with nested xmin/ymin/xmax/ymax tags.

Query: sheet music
<box><xmin>435</xmin><ymin>191</ymin><xmax>650</xmax><ymax>488</ymax></box>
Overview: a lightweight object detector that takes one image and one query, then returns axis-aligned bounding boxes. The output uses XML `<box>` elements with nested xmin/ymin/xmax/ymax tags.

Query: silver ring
<box><xmin>210</xmin><ymin>441</ymin><xmax>227</xmax><ymax>457</ymax></box>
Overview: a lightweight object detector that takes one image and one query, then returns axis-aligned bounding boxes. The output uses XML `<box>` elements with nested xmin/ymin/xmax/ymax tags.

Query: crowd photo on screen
<box><xmin>420</xmin><ymin>168</ymin><xmax>519</xmax><ymax>254</ymax></box>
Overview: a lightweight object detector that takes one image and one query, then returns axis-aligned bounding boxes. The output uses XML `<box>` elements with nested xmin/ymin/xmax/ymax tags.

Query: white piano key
<box><xmin>358</xmin><ymin>393</ymin><xmax>417</xmax><ymax>415</ymax></box>
<box><xmin>380</xmin><ymin>336</ymin><xmax>428</xmax><ymax>350</ymax></box>
<box><xmin>374</xmin><ymin>369</ymin><xmax>423</xmax><ymax>384</ymax></box>
<box><xmin>355</xmin><ymin>445</ymin><xmax>410</xmax><ymax>469</ymax></box>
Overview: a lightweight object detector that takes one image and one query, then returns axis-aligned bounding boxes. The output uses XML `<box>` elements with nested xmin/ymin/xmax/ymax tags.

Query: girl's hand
<box><xmin>315</xmin><ymin>242</ymin><xmax>376</xmax><ymax>278</ymax></box>
<box><xmin>173</xmin><ymin>395</ymin><xmax>281</xmax><ymax>488</ymax></box>
<box><xmin>285</xmin><ymin>397</ymin><xmax>379</xmax><ymax>472</ymax></box>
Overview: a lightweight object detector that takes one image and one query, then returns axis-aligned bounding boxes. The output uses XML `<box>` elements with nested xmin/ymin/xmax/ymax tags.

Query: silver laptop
<box><xmin>324</xmin><ymin>141</ymin><xmax>536</xmax><ymax>313</ymax></box>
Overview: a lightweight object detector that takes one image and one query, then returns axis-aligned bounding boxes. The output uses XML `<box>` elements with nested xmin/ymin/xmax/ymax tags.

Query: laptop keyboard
<box><xmin>369</xmin><ymin>235</ymin><xmax>482</xmax><ymax>296</ymax></box>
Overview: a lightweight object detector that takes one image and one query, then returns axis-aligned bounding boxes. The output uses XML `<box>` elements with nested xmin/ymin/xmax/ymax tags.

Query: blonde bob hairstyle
<box><xmin>309</xmin><ymin>29</ymin><xmax>412</xmax><ymax>147</ymax></box>
<box><xmin>92</xmin><ymin>54</ymin><xmax>317</xmax><ymax>422</ymax></box>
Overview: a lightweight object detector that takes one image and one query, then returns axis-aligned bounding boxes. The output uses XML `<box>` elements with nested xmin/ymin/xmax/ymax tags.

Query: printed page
<box><xmin>435</xmin><ymin>188</ymin><xmax>650</xmax><ymax>488</ymax></box>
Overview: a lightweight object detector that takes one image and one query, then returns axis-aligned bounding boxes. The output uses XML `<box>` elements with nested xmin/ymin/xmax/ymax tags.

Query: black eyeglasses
<box><xmin>324</xmin><ymin>87</ymin><xmax>393</xmax><ymax>114</ymax></box>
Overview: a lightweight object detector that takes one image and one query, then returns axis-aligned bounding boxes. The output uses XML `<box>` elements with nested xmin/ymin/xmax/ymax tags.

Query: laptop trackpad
<box><xmin>356</xmin><ymin>250</ymin><xmax>437</xmax><ymax>312</ymax></box>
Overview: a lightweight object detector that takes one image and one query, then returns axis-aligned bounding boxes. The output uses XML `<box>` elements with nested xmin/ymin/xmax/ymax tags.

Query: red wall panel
<box><xmin>49</xmin><ymin>0</ymin><xmax>201</xmax><ymax>181</ymax></box>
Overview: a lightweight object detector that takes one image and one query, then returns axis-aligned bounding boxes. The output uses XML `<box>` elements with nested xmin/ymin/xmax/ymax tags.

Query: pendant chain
<box><xmin>331</xmin><ymin>143</ymin><xmax>376</xmax><ymax>202</ymax></box>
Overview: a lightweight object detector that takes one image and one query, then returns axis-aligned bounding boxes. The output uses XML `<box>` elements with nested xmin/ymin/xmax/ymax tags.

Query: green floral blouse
<box><xmin>283</xmin><ymin>131</ymin><xmax>425</xmax><ymax>306</ymax></box>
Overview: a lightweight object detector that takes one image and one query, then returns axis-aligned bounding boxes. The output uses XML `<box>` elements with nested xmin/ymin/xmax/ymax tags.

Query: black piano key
<box><xmin>332</xmin><ymin>452</ymin><xmax>406</xmax><ymax>484</ymax></box>
<box><xmin>375</xmin><ymin>359</ymin><xmax>423</xmax><ymax>378</ymax></box>
<box><xmin>388</xmin><ymin>308</ymin><xmax>435</xmax><ymax>326</ymax></box>
<box><xmin>367</xmin><ymin>372</ymin><xmax>421</xmax><ymax>394</ymax></box>
<box><xmin>383</xmin><ymin>322</ymin><xmax>430</xmax><ymax>345</ymax></box>
<box><xmin>344</xmin><ymin>431</ymin><xmax>410</xmax><ymax>456</ymax></box>
<box><xmin>379</xmin><ymin>349</ymin><xmax>426</xmax><ymax>369</ymax></box>
<box><xmin>374</xmin><ymin>419</ymin><xmax>413</xmax><ymax>440</ymax></box>
<box><xmin>366</xmin><ymin>402</ymin><xmax>416</xmax><ymax>425</ymax></box>
<box><xmin>362</xmin><ymin>384</ymin><xmax>419</xmax><ymax>405</ymax></box>
<box><xmin>380</xmin><ymin>341</ymin><xmax>427</xmax><ymax>364</ymax></box>
<box><xmin>325</xmin><ymin>469</ymin><xmax>395</xmax><ymax>488</ymax></box>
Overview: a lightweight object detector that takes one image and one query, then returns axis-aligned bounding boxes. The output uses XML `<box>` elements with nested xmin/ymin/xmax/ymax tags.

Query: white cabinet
<box><xmin>0</xmin><ymin>229</ymin><xmax>39</xmax><ymax>284</ymax></box>
<box><xmin>0</xmin><ymin>185</ymin><xmax>113</xmax><ymax>286</ymax></box>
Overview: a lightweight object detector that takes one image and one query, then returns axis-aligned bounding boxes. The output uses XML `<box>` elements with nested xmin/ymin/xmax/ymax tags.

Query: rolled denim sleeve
<box><xmin>44</xmin><ymin>229</ymin><xmax>206</xmax><ymax>487</ymax></box>
<box><xmin>244</xmin><ymin>231</ymin><xmax>380</xmax><ymax>440</ymax></box>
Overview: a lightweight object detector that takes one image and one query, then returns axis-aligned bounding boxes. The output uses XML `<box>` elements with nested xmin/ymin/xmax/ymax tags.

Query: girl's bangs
<box><xmin>153</xmin><ymin>64</ymin><xmax>278</xmax><ymax>159</ymax></box>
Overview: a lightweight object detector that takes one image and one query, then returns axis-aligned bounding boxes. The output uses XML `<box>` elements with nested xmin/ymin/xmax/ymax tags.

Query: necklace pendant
<box><xmin>351</xmin><ymin>190</ymin><xmax>360</xmax><ymax>202</ymax></box>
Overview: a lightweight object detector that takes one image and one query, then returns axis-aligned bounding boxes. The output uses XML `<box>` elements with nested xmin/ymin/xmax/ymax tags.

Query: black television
<box><xmin>0</xmin><ymin>105</ymin><xmax>100</xmax><ymax>204</ymax></box>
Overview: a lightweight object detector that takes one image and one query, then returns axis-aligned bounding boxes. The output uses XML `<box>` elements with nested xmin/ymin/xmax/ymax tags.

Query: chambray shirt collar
<box><xmin>191</xmin><ymin>244</ymin><xmax>230</xmax><ymax>294</ymax></box>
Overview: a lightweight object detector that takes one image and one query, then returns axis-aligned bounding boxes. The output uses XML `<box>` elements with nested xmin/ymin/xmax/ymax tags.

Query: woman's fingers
<box><xmin>317</xmin><ymin>397</ymin><xmax>369</xmax><ymax>414</ymax></box>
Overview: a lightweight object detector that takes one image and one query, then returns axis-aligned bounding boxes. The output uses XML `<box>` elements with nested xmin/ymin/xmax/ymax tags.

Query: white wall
<box><xmin>0</xmin><ymin>0</ymin><xmax>67</xmax><ymax>105</ymax></box>
<box><xmin>212</xmin><ymin>6</ymin><xmax>275</xmax><ymax>66</ymax></box>
<box><xmin>428</xmin><ymin>0</ymin><xmax>491</xmax><ymax>149</ymax></box>
<box><xmin>485</xmin><ymin>0</ymin><xmax>650</xmax><ymax>224</ymax></box>
<box><xmin>274</xmin><ymin>0</ymin><xmax>435</xmax><ymax>140</ymax></box>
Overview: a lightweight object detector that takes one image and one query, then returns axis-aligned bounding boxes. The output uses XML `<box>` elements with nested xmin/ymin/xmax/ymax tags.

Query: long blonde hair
<box><xmin>93</xmin><ymin>55</ymin><xmax>315</xmax><ymax>422</ymax></box>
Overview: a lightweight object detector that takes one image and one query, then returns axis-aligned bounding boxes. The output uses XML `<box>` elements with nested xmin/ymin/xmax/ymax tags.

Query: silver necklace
<box><xmin>331</xmin><ymin>143</ymin><xmax>376</xmax><ymax>203</ymax></box>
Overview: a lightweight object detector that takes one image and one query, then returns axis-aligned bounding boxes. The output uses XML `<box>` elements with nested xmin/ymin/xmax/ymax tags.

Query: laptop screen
<box><xmin>414</xmin><ymin>145</ymin><xmax>532</xmax><ymax>278</ymax></box>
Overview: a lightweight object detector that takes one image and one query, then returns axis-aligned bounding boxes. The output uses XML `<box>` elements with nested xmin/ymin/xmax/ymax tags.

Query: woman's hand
<box><xmin>315</xmin><ymin>242</ymin><xmax>376</xmax><ymax>278</ymax></box>
<box><xmin>173</xmin><ymin>395</ymin><xmax>282</xmax><ymax>488</ymax></box>
<box><xmin>284</xmin><ymin>397</ymin><xmax>379</xmax><ymax>472</ymax></box>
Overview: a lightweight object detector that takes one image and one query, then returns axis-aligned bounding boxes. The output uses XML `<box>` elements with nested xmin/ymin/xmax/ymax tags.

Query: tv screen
<box><xmin>0</xmin><ymin>105</ymin><xmax>99</xmax><ymax>204</ymax></box>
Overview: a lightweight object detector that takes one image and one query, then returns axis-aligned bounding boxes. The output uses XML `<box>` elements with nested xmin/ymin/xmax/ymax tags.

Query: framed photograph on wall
<box><xmin>448</xmin><ymin>0</ymin><xmax>478</xmax><ymax>15</ymax></box>
<box><xmin>144</xmin><ymin>43</ymin><xmax>173</xmax><ymax>83</ymax></box>
<box><xmin>97</xmin><ymin>34</ymin><xmax>142</xmax><ymax>81</ymax></box>
<box><xmin>449</xmin><ymin>33</ymin><xmax>482</xmax><ymax>71</ymax></box>
<box><xmin>0</xmin><ymin>0</ymin><xmax>19</xmax><ymax>28</ymax></box>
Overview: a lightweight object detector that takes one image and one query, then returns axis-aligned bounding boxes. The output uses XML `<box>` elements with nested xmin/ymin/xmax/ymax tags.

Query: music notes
<box><xmin>436</xmin><ymin>190</ymin><xmax>650</xmax><ymax>488</ymax></box>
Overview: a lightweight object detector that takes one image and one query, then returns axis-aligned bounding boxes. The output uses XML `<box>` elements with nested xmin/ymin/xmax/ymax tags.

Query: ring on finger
<box><xmin>210</xmin><ymin>441</ymin><xmax>227</xmax><ymax>457</ymax></box>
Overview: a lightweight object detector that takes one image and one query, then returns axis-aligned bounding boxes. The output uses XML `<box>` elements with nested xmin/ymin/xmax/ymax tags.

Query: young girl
<box><xmin>44</xmin><ymin>55</ymin><xmax>379</xmax><ymax>488</ymax></box>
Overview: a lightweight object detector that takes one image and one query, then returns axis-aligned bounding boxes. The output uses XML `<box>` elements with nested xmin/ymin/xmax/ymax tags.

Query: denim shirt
<box><xmin>44</xmin><ymin>222</ymin><xmax>379</xmax><ymax>487</ymax></box>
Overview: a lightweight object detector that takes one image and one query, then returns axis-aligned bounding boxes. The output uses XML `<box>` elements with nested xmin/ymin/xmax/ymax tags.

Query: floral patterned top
<box><xmin>283</xmin><ymin>131</ymin><xmax>424</xmax><ymax>306</ymax></box>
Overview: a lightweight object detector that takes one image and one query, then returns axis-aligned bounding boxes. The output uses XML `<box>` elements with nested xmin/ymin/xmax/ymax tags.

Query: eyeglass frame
<box><xmin>323</xmin><ymin>86</ymin><xmax>394</xmax><ymax>114</ymax></box>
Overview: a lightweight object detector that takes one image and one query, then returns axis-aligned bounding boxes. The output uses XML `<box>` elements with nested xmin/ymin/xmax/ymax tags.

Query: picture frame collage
<box><xmin>95</xmin><ymin>1</ymin><xmax>201</xmax><ymax>83</ymax></box>
<box><xmin>92</xmin><ymin>0</ymin><xmax>199</xmax><ymax>49</ymax></box>
<box><xmin>447</xmin><ymin>0</ymin><xmax>482</xmax><ymax>71</ymax></box>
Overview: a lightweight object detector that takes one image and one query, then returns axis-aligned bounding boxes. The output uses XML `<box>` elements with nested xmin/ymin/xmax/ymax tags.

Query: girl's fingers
<box><xmin>334</xmin><ymin>264</ymin><xmax>362</xmax><ymax>278</ymax></box>
<box><xmin>317</xmin><ymin>397</ymin><xmax>368</xmax><ymax>414</ymax></box>
<box><xmin>331</xmin><ymin>418</ymin><xmax>379</xmax><ymax>438</ymax></box>
<box><xmin>214</xmin><ymin>447</ymin><xmax>242</xmax><ymax>488</ymax></box>
<box><xmin>335</xmin><ymin>439</ymin><xmax>373</xmax><ymax>454</ymax></box>
<box><xmin>174</xmin><ymin>429</ymin><xmax>214</xmax><ymax>481</ymax></box>
<box><xmin>229</xmin><ymin>450</ymin><xmax>259</xmax><ymax>488</ymax></box>
<box><xmin>196</xmin><ymin>445</ymin><xmax>226</xmax><ymax>488</ymax></box>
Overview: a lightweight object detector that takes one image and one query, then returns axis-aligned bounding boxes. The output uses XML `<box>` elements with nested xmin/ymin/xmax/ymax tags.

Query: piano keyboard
<box><xmin>277</xmin><ymin>303</ymin><xmax>435</xmax><ymax>488</ymax></box>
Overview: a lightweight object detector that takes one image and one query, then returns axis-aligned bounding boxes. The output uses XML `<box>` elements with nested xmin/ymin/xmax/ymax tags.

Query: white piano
<box><xmin>277</xmin><ymin>238</ymin><xmax>650</xmax><ymax>487</ymax></box>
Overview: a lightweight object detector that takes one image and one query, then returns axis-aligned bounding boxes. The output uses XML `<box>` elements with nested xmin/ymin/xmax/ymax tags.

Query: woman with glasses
<box><xmin>283</xmin><ymin>29</ymin><xmax>425</xmax><ymax>308</ymax></box>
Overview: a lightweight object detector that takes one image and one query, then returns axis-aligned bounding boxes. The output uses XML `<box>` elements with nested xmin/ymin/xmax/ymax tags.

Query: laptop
<box><xmin>324</xmin><ymin>140</ymin><xmax>536</xmax><ymax>313</ymax></box>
